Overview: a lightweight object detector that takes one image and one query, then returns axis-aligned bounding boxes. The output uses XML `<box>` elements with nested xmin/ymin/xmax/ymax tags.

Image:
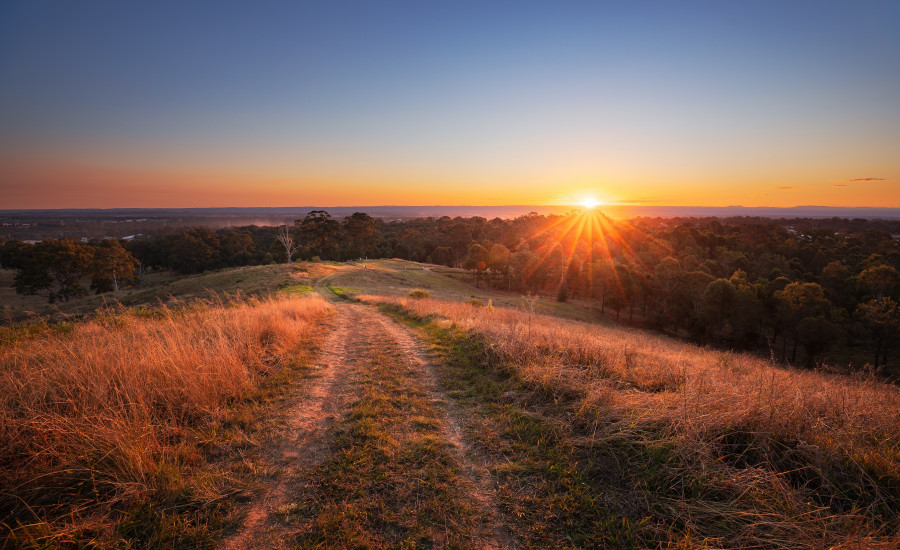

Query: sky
<box><xmin>1</xmin><ymin>0</ymin><xmax>898</xmax><ymax>209</ymax></box>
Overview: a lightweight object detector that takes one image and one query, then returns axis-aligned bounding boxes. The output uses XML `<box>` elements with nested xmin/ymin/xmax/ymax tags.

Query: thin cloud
<box><xmin>832</xmin><ymin>184</ymin><xmax>847</xmax><ymax>187</ymax></box>
<box><xmin>613</xmin><ymin>198</ymin><xmax>661</xmax><ymax>204</ymax></box>
<box><xmin>774</xmin><ymin>186</ymin><xmax>797</xmax><ymax>190</ymax></box>
<box><xmin>842</xmin><ymin>177</ymin><xmax>888</xmax><ymax>182</ymax></box>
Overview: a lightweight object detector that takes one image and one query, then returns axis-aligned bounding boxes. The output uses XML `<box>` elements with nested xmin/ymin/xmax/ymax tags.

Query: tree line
<box><xmin>2</xmin><ymin>210</ymin><xmax>898</xmax><ymax>370</ymax></box>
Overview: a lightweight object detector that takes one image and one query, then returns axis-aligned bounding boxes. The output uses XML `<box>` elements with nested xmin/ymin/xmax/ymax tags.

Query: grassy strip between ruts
<box><xmin>376</xmin><ymin>301</ymin><xmax>900</xmax><ymax>549</ymax></box>
<box><xmin>325</xmin><ymin>284</ymin><xmax>362</xmax><ymax>300</ymax></box>
<box><xmin>378</xmin><ymin>304</ymin><xmax>641</xmax><ymax>549</ymax></box>
<box><xmin>283</xmin><ymin>323</ymin><xmax>492</xmax><ymax>548</ymax></box>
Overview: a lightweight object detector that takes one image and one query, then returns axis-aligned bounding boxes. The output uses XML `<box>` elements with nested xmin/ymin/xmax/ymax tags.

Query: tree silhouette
<box><xmin>775</xmin><ymin>282</ymin><xmax>832</xmax><ymax>364</ymax></box>
<box><xmin>343</xmin><ymin>212</ymin><xmax>379</xmax><ymax>259</ymax></box>
<box><xmin>858</xmin><ymin>297</ymin><xmax>900</xmax><ymax>368</ymax></box>
<box><xmin>859</xmin><ymin>264</ymin><xmax>898</xmax><ymax>301</ymax></box>
<box><xmin>296</xmin><ymin>211</ymin><xmax>340</xmax><ymax>260</ymax></box>
<box><xmin>89</xmin><ymin>240</ymin><xmax>138</xmax><ymax>293</ymax></box>
<box><xmin>14</xmin><ymin>239</ymin><xmax>93</xmax><ymax>302</ymax></box>
<box><xmin>463</xmin><ymin>242</ymin><xmax>489</xmax><ymax>288</ymax></box>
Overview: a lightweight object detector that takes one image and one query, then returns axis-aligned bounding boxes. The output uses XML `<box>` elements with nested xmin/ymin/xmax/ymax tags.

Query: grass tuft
<box><xmin>0</xmin><ymin>293</ymin><xmax>332</xmax><ymax>546</ymax></box>
<box><xmin>370</xmin><ymin>294</ymin><xmax>900</xmax><ymax>548</ymax></box>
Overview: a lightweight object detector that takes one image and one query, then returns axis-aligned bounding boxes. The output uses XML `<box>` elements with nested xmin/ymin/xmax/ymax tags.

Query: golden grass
<box><xmin>364</xmin><ymin>294</ymin><xmax>900</xmax><ymax>546</ymax></box>
<box><xmin>0</xmin><ymin>294</ymin><xmax>331</xmax><ymax>539</ymax></box>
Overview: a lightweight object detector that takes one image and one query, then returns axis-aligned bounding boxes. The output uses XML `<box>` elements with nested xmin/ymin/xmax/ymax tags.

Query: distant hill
<box><xmin>3</xmin><ymin>204</ymin><xmax>900</xmax><ymax>221</ymax></box>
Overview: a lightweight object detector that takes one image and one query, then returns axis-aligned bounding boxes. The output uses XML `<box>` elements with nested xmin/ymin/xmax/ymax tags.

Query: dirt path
<box><xmin>222</xmin><ymin>305</ymin><xmax>359</xmax><ymax>549</ymax></box>
<box><xmin>223</xmin><ymin>275</ymin><xmax>517</xmax><ymax>548</ymax></box>
<box><xmin>369</xmin><ymin>312</ymin><xmax>520</xmax><ymax>550</ymax></box>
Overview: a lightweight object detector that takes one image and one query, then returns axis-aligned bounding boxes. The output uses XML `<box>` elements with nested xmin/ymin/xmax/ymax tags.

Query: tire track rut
<box><xmin>369</xmin><ymin>312</ymin><xmax>520</xmax><ymax>550</ymax></box>
<box><xmin>222</xmin><ymin>306</ymin><xmax>360</xmax><ymax>549</ymax></box>
<box><xmin>224</xmin><ymin>281</ymin><xmax>517</xmax><ymax>549</ymax></box>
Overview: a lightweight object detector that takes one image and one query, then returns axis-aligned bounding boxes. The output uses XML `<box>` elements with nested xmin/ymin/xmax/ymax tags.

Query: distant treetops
<box><xmin>2</xmin><ymin>211</ymin><xmax>898</xmax><ymax>370</ymax></box>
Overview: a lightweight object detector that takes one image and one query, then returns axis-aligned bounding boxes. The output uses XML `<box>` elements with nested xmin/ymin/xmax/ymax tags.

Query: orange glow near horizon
<box><xmin>1</xmin><ymin>154</ymin><xmax>897</xmax><ymax>210</ymax></box>
<box><xmin>3</xmin><ymin>3</ymin><xmax>899</xmax><ymax>212</ymax></box>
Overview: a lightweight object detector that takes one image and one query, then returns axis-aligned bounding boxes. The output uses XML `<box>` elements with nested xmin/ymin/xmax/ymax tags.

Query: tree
<box><xmin>565</xmin><ymin>254</ymin><xmax>583</xmax><ymax>300</ymax></box>
<box><xmin>89</xmin><ymin>240</ymin><xmax>138</xmax><ymax>293</ymax></box>
<box><xmin>296</xmin><ymin>210</ymin><xmax>340</xmax><ymax>260</ymax></box>
<box><xmin>487</xmin><ymin>243</ymin><xmax>510</xmax><ymax>289</ymax></box>
<box><xmin>168</xmin><ymin>231</ymin><xmax>217</xmax><ymax>274</ymax></box>
<box><xmin>557</xmin><ymin>281</ymin><xmax>569</xmax><ymax>302</ymax></box>
<box><xmin>796</xmin><ymin>316</ymin><xmax>840</xmax><ymax>368</ymax></box>
<box><xmin>653</xmin><ymin>256</ymin><xmax>682</xmax><ymax>321</ymax></box>
<box><xmin>524</xmin><ymin>253</ymin><xmax>548</xmax><ymax>294</ymax></box>
<box><xmin>463</xmin><ymin>242</ymin><xmax>489</xmax><ymax>288</ymax></box>
<box><xmin>14</xmin><ymin>239</ymin><xmax>93</xmax><ymax>302</ymax></box>
<box><xmin>275</xmin><ymin>224</ymin><xmax>298</xmax><ymax>264</ymax></box>
<box><xmin>676</xmin><ymin>270</ymin><xmax>715</xmax><ymax>340</ymax></box>
<box><xmin>431</xmin><ymin>246</ymin><xmax>453</xmax><ymax>267</ymax></box>
<box><xmin>729</xmin><ymin>270</ymin><xmax>764</xmax><ymax>348</ymax></box>
<box><xmin>446</xmin><ymin>223</ymin><xmax>473</xmax><ymax>267</ymax></box>
<box><xmin>343</xmin><ymin>212</ymin><xmax>380</xmax><ymax>259</ymax></box>
<box><xmin>859</xmin><ymin>264</ymin><xmax>898</xmax><ymax>301</ymax></box>
<box><xmin>614</xmin><ymin>263</ymin><xmax>637</xmax><ymax>321</ymax></box>
<box><xmin>509</xmin><ymin>240</ymin><xmax>532</xmax><ymax>291</ymax></box>
<box><xmin>857</xmin><ymin>297</ymin><xmax>900</xmax><ymax>368</ymax></box>
<box><xmin>775</xmin><ymin>282</ymin><xmax>832</xmax><ymax>364</ymax></box>
<box><xmin>396</xmin><ymin>229</ymin><xmax>423</xmax><ymax>260</ymax></box>
<box><xmin>593</xmin><ymin>259</ymin><xmax>615</xmax><ymax>314</ymax></box>
<box><xmin>701</xmin><ymin>278</ymin><xmax>737</xmax><ymax>343</ymax></box>
<box><xmin>546</xmin><ymin>241</ymin><xmax>566</xmax><ymax>293</ymax></box>
<box><xmin>822</xmin><ymin>260</ymin><xmax>853</xmax><ymax>309</ymax></box>
<box><xmin>218</xmin><ymin>229</ymin><xmax>255</xmax><ymax>266</ymax></box>
<box><xmin>0</xmin><ymin>240</ymin><xmax>30</xmax><ymax>270</ymax></box>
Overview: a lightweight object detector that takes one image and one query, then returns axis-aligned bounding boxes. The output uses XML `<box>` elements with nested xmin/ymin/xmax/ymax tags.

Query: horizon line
<box><xmin>3</xmin><ymin>204</ymin><xmax>900</xmax><ymax>213</ymax></box>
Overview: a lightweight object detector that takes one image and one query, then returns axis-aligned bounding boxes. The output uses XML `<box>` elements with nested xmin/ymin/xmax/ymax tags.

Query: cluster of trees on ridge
<box><xmin>2</xmin><ymin>210</ymin><xmax>898</xmax><ymax>371</ymax></box>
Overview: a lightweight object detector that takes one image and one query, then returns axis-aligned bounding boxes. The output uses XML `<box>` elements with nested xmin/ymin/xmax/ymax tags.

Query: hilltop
<box><xmin>2</xmin><ymin>260</ymin><xmax>898</xmax><ymax>548</ymax></box>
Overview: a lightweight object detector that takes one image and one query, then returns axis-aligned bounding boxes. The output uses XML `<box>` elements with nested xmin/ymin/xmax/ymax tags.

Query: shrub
<box><xmin>408</xmin><ymin>288</ymin><xmax>430</xmax><ymax>299</ymax></box>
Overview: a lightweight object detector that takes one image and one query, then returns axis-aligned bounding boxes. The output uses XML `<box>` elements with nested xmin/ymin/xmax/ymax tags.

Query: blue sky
<box><xmin>1</xmin><ymin>1</ymin><xmax>898</xmax><ymax>208</ymax></box>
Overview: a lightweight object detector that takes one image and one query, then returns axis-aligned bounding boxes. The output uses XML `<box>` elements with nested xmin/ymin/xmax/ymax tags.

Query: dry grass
<box><xmin>328</xmin><ymin>259</ymin><xmax>604</xmax><ymax>323</ymax></box>
<box><xmin>286</xmin><ymin>331</ymin><xmax>490</xmax><ymax>548</ymax></box>
<box><xmin>1</xmin><ymin>264</ymin><xmax>310</xmax><ymax>325</ymax></box>
<box><xmin>0</xmin><ymin>293</ymin><xmax>331</xmax><ymax>543</ymax></box>
<box><xmin>365</xmin><ymin>294</ymin><xmax>900</xmax><ymax>547</ymax></box>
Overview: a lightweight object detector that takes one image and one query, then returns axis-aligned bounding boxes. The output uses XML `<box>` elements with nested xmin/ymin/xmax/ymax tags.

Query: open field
<box><xmin>0</xmin><ymin>290</ymin><xmax>332</xmax><ymax>546</ymax></box>
<box><xmin>0</xmin><ymin>263</ymin><xmax>316</xmax><ymax>325</ymax></box>
<box><xmin>326</xmin><ymin>259</ymin><xmax>613</xmax><ymax>324</ymax></box>
<box><xmin>2</xmin><ymin>259</ymin><xmax>898</xmax><ymax>548</ymax></box>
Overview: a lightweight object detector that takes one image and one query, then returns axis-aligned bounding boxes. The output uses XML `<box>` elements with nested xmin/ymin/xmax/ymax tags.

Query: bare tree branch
<box><xmin>275</xmin><ymin>224</ymin><xmax>298</xmax><ymax>264</ymax></box>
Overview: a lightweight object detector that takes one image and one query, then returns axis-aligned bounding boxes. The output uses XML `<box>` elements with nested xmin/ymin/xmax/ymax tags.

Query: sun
<box><xmin>580</xmin><ymin>197</ymin><xmax>600</xmax><ymax>209</ymax></box>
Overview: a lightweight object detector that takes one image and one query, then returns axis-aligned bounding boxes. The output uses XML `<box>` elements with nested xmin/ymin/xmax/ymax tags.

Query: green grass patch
<box><xmin>280</xmin><ymin>283</ymin><xmax>314</xmax><ymax>296</ymax></box>
<box><xmin>325</xmin><ymin>285</ymin><xmax>362</xmax><ymax>300</ymax></box>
